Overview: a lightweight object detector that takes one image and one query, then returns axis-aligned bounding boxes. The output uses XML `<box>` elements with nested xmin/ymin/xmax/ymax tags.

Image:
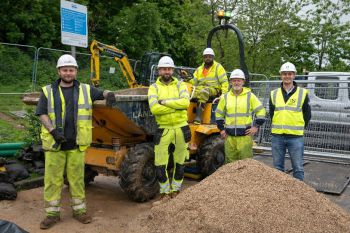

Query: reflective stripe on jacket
<box><xmin>193</xmin><ymin>61</ymin><xmax>228</xmax><ymax>94</ymax></box>
<box><xmin>148</xmin><ymin>77</ymin><xmax>189</xmax><ymax>129</ymax></box>
<box><xmin>41</xmin><ymin>83</ymin><xmax>92</xmax><ymax>151</ymax></box>
<box><xmin>270</xmin><ymin>86</ymin><xmax>307</xmax><ymax>135</ymax></box>
<box><xmin>215</xmin><ymin>87</ymin><xmax>266</xmax><ymax>136</ymax></box>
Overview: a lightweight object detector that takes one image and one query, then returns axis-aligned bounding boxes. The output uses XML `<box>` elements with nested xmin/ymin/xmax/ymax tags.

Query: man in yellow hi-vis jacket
<box><xmin>191</xmin><ymin>48</ymin><xmax>228</xmax><ymax>124</ymax></box>
<box><xmin>36</xmin><ymin>54</ymin><xmax>116</xmax><ymax>229</ymax></box>
<box><xmin>269</xmin><ymin>62</ymin><xmax>311</xmax><ymax>181</ymax></box>
<box><xmin>215</xmin><ymin>69</ymin><xmax>266</xmax><ymax>163</ymax></box>
<box><xmin>148</xmin><ymin>56</ymin><xmax>190</xmax><ymax>206</ymax></box>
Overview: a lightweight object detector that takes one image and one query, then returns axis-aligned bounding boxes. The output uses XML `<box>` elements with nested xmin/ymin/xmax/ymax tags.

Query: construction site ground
<box><xmin>0</xmin><ymin>155</ymin><xmax>350</xmax><ymax>233</ymax></box>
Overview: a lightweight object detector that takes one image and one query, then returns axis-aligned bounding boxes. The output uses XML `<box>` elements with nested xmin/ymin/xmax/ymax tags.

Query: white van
<box><xmin>306</xmin><ymin>72</ymin><xmax>350</xmax><ymax>125</ymax></box>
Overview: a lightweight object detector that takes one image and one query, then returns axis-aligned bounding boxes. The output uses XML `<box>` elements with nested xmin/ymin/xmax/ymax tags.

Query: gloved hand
<box><xmin>106</xmin><ymin>92</ymin><xmax>117</xmax><ymax>107</ymax></box>
<box><xmin>50</xmin><ymin>129</ymin><xmax>66</xmax><ymax>144</ymax></box>
<box><xmin>180</xmin><ymin>70</ymin><xmax>192</xmax><ymax>81</ymax></box>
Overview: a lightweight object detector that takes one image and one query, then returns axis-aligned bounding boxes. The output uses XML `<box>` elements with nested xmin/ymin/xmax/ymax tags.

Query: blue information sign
<box><xmin>60</xmin><ymin>0</ymin><xmax>88</xmax><ymax>47</ymax></box>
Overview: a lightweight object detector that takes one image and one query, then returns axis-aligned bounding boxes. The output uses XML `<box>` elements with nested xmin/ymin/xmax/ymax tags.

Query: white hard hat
<box><xmin>56</xmin><ymin>54</ymin><xmax>78</xmax><ymax>68</ymax></box>
<box><xmin>158</xmin><ymin>56</ymin><xmax>175</xmax><ymax>68</ymax></box>
<box><xmin>229</xmin><ymin>69</ymin><xmax>245</xmax><ymax>80</ymax></box>
<box><xmin>203</xmin><ymin>48</ymin><xmax>215</xmax><ymax>56</ymax></box>
<box><xmin>279</xmin><ymin>62</ymin><xmax>296</xmax><ymax>73</ymax></box>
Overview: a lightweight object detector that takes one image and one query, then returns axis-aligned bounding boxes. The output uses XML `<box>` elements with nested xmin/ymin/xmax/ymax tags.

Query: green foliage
<box><xmin>0</xmin><ymin>0</ymin><xmax>60</xmax><ymax>48</ymax></box>
<box><xmin>110</xmin><ymin>2</ymin><xmax>162</xmax><ymax>59</ymax></box>
<box><xmin>303</xmin><ymin>0</ymin><xmax>350</xmax><ymax>71</ymax></box>
<box><xmin>0</xmin><ymin>119</ymin><xmax>25</xmax><ymax>143</ymax></box>
<box><xmin>22</xmin><ymin>109</ymin><xmax>41</xmax><ymax>146</ymax></box>
<box><xmin>0</xmin><ymin>45</ymin><xmax>34</xmax><ymax>92</ymax></box>
<box><xmin>1</xmin><ymin>0</ymin><xmax>350</xmax><ymax>80</ymax></box>
<box><xmin>95</xmin><ymin>57</ymin><xmax>129</xmax><ymax>90</ymax></box>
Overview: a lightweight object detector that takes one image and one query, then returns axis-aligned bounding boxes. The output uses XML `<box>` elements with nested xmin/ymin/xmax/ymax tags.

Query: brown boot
<box><xmin>171</xmin><ymin>191</ymin><xmax>180</xmax><ymax>198</ymax></box>
<box><xmin>152</xmin><ymin>193</ymin><xmax>171</xmax><ymax>207</ymax></box>
<box><xmin>40</xmin><ymin>216</ymin><xmax>60</xmax><ymax>229</ymax></box>
<box><xmin>73</xmin><ymin>212</ymin><xmax>92</xmax><ymax>224</ymax></box>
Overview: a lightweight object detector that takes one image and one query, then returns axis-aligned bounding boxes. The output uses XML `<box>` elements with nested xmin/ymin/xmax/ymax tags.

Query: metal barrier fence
<box><xmin>251</xmin><ymin>76</ymin><xmax>350</xmax><ymax>157</ymax></box>
<box><xmin>0</xmin><ymin>42</ymin><xmax>141</xmax><ymax>142</ymax></box>
<box><xmin>33</xmin><ymin>47</ymin><xmax>136</xmax><ymax>91</ymax></box>
<box><xmin>0</xmin><ymin>43</ymin><xmax>38</xmax><ymax>127</ymax></box>
<box><xmin>0</xmin><ymin>42</ymin><xmax>140</xmax><ymax>93</ymax></box>
<box><xmin>1</xmin><ymin>43</ymin><xmax>350</xmax><ymax>156</ymax></box>
<box><xmin>149</xmin><ymin>64</ymin><xmax>197</xmax><ymax>84</ymax></box>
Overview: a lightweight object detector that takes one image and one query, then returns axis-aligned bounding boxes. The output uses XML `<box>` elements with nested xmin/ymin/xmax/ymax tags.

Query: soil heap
<box><xmin>145</xmin><ymin>159</ymin><xmax>350</xmax><ymax>233</ymax></box>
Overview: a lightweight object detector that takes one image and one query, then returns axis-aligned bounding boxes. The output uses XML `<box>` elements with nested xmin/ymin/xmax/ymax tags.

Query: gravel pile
<box><xmin>145</xmin><ymin>159</ymin><xmax>350</xmax><ymax>233</ymax></box>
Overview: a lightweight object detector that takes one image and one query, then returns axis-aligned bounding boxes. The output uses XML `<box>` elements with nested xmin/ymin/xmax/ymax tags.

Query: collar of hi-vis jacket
<box><xmin>155</xmin><ymin>76</ymin><xmax>179</xmax><ymax>86</ymax></box>
<box><xmin>228</xmin><ymin>87</ymin><xmax>251</xmax><ymax>96</ymax></box>
<box><xmin>199</xmin><ymin>60</ymin><xmax>218</xmax><ymax>76</ymax></box>
<box><xmin>51</xmin><ymin>79</ymin><xmax>80</xmax><ymax>133</ymax></box>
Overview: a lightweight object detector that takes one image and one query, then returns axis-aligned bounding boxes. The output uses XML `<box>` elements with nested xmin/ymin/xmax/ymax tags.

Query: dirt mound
<box><xmin>145</xmin><ymin>159</ymin><xmax>350</xmax><ymax>233</ymax></box>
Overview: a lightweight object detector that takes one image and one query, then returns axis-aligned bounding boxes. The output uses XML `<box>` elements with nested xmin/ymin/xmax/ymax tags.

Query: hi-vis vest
<box><xmin>148</xmin><ymin>78</ymin><xmax>189</xmax><ymax>129</ymax></box>
<box><xmin>271</xmin><ymin>87</ymin><xmax>307</xmax><ymax>136</ymax></box>
<box><xmin>41</xmin><ymin>84</ymin><xmax>92</xmax><ymax>151</ymax></box>
<box><xmin>215</xmin><ymin>87</ymin><xmax>265</xmax><ymax>131</ymax></box>
<box><xmin>193</xmin><ymin>61</ymin><xmax>228</xmax><ymax>94</ymax></box>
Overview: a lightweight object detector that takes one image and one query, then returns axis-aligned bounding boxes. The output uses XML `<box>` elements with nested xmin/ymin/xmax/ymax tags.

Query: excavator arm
<box><xmin>90</xmin><ymin>40</ymin><xmax>141</xmax><ymax>88</ymax></box>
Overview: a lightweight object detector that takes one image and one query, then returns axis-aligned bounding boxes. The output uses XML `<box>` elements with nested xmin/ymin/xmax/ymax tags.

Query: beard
<box><xmin>233</xmin><ymin>85</ymin><xmax>243</xmax><ymax>92</ymax></box>
<box><xmin>204</xmin><ymin>60</ymin><xmax>213</xmax><ymax>67</ymax></box>
<box><xmin>161</xmin><ymin>74</ymin><xmax>172</xmax><ymax>82</ymax></box>
<box><xmin>60</xmin><ymin>76</ymin><xmax>74</xmax><ymax>84</ymax></box>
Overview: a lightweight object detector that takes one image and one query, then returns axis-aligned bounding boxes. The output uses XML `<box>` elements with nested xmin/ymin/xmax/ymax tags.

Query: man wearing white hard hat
<box><xmin>36</xmin><ymin>54</ymin><xmax>117</xmax><ymax>229</ymax></box>
<box><xmin>270</xmin><ymin>62</ymin><xmax>311</xmax><ymax>181</ymax></box>
<box><xmin>215</xmin><ymin>69</ymin><xmax>265</xmax><ymax>163</ymax></box>
<box><xmin>148</xmin><ymin>56</ymin><xmax>190</xmax><ymax>206</ymax></box>
<box><xmin>190</xmin><ymin>47</ymin><xmax>228</xmax><ymax>124</ymax></box>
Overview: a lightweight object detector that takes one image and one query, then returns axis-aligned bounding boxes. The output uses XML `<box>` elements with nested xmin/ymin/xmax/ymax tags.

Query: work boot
<box><xmin>152</xmin><ymin>193</ymin><xmax>171</xmax><ymax>207</ymax></box>
<box><xmin>40</xmin><ymin>216</ymin><xmax>60</xmax><ymax>230</ymax></box>
<box><xmin>194</xmin><ymin>103</ymin><xmax>203</xmax><ymax>125</ymax></box>
<box><xmin>171</xmin><ymin>191</ymin><xmax>180</xmax><ymax>199</ymax></box>
<box><xmin>73</xmin><ymin>212</ymin><xmax>92</xmax><ymax>224</ymax></box>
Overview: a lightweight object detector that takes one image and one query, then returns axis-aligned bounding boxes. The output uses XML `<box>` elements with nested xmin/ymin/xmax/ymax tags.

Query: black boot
<box><xmin>194</xmin><ymin>103</ymin><xmax>203</xmax><ymax>124</ymax></box>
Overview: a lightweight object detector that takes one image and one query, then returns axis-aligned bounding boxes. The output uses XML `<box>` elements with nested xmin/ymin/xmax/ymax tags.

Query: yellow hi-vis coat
<box><xmin>41</xmin><ymin>84</ymin><xmax>92</xmax><ymax>151</ymax></box>
<box><xmin>215</xmin><ymin>87</ymin><xmax>266</xmax><ymax>136</ymax></box>
<box><xmin>270</xmin><ymin>87</ymin><xmax>307</xmax><ymax>136</ymax></box>
<box><xmin>148</xmin><ymin>77</ymin><xmax>190</xmax><ymax>129</ymax></box>
<box><xmin>148</xmin><ymin>77</ymin><xmax>190</xmax><ymax>194</ymax></box>
<box><xmin>193</xmin><ymin>61</ymin><xmax>229</xmax><ymax>94</ymax></box>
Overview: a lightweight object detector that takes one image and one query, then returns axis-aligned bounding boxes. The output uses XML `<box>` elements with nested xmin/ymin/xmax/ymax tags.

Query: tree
<box><xmin>0</xmin><ymin>0</ymin><xmax>60</xmax><ymax>47</ymax></box>
<box><xmin>108</xmin><ymin>2</ymin><xmax>161</xmax><ymax>59</ymax></box>
<box><xmin>304</xmin><ymin>0</ymin><xmax>350</xmax><ymax>70</ymax></box>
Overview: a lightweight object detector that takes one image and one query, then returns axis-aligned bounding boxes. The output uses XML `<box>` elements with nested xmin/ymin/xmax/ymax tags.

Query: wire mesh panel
<box><xmin>34</xmin><ymin>48</ymin><xmax>130</xmax><ymax>91</ymax></box>
<box><xmin>0</xmin><ymin>43</ymin><xmax>36</xmax><ymax>111</ymax></box>
<box><xmin>148</xmin><ymin>65</ymin><xmax>196</xmax><ymax>85</ymax></box>
<box><xmin>0</xmin><ymin>43</ymin><xmax>36</xmax><ymax>93</ymax></box>
<box><xmin>0</xmin><ymin>43</ymin><xmax>37</xmax><ymax>142</ymax></box>
<box><xmin>254</xmin><ymin>75</ymin><xmax>350</xmax><ymax>157</ymax></box>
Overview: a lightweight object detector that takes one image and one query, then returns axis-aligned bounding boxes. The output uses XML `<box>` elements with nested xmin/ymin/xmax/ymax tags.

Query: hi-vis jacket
<box><xmin>215</xmin><ymin>87</ymin><xmax>266</xmax><ymax>136</ymax></box>
<box><xmin>192</xmin><ymin>61</ymin><xmax>228</xmax><ymax>94</ymax></box>
<box><xmin>270</xmin><ymin>86</ymin><xmax>307</xmax><ymax>135</ymax></box>
<box><xmin>148</xmin><ymin>77</ymin><xmax>190</xmax><ymax>129</ymax></box>
<box><xmin>41</xmin><ymin>83</ymin><xmax>92</xmax><ymax>151</ymax></box>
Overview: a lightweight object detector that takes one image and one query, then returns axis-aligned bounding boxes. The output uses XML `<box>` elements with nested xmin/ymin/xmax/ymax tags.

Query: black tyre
<box><xmin>84</xmin><ymin>165</ymin><xmax>98</xmax><ymax>185</ymax></box>
<box><xmin>64</xmin><ymin>165</ymin><xmax>98</xmax><ymax>186</ymax></box>
<box><xmin>119</xmin><ymin>143</ymin><xmax>158</xmax><ymax>202</ymax></box>
<box><xmin>198</xmin><ymin>135</ymin><xmax>225</xmax><ymax>178</ymax></box>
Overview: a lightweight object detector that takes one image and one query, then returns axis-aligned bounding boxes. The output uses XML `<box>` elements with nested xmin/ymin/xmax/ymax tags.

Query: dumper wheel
<box><xmin>198</xmin><ymin>135</ymin><xmax>225</xmax><ymax>178</ymax></box>
<box><xmin>119</xmin><ymin>143</ymin><xmax>158</xmax><ymax>202</ymax></box>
